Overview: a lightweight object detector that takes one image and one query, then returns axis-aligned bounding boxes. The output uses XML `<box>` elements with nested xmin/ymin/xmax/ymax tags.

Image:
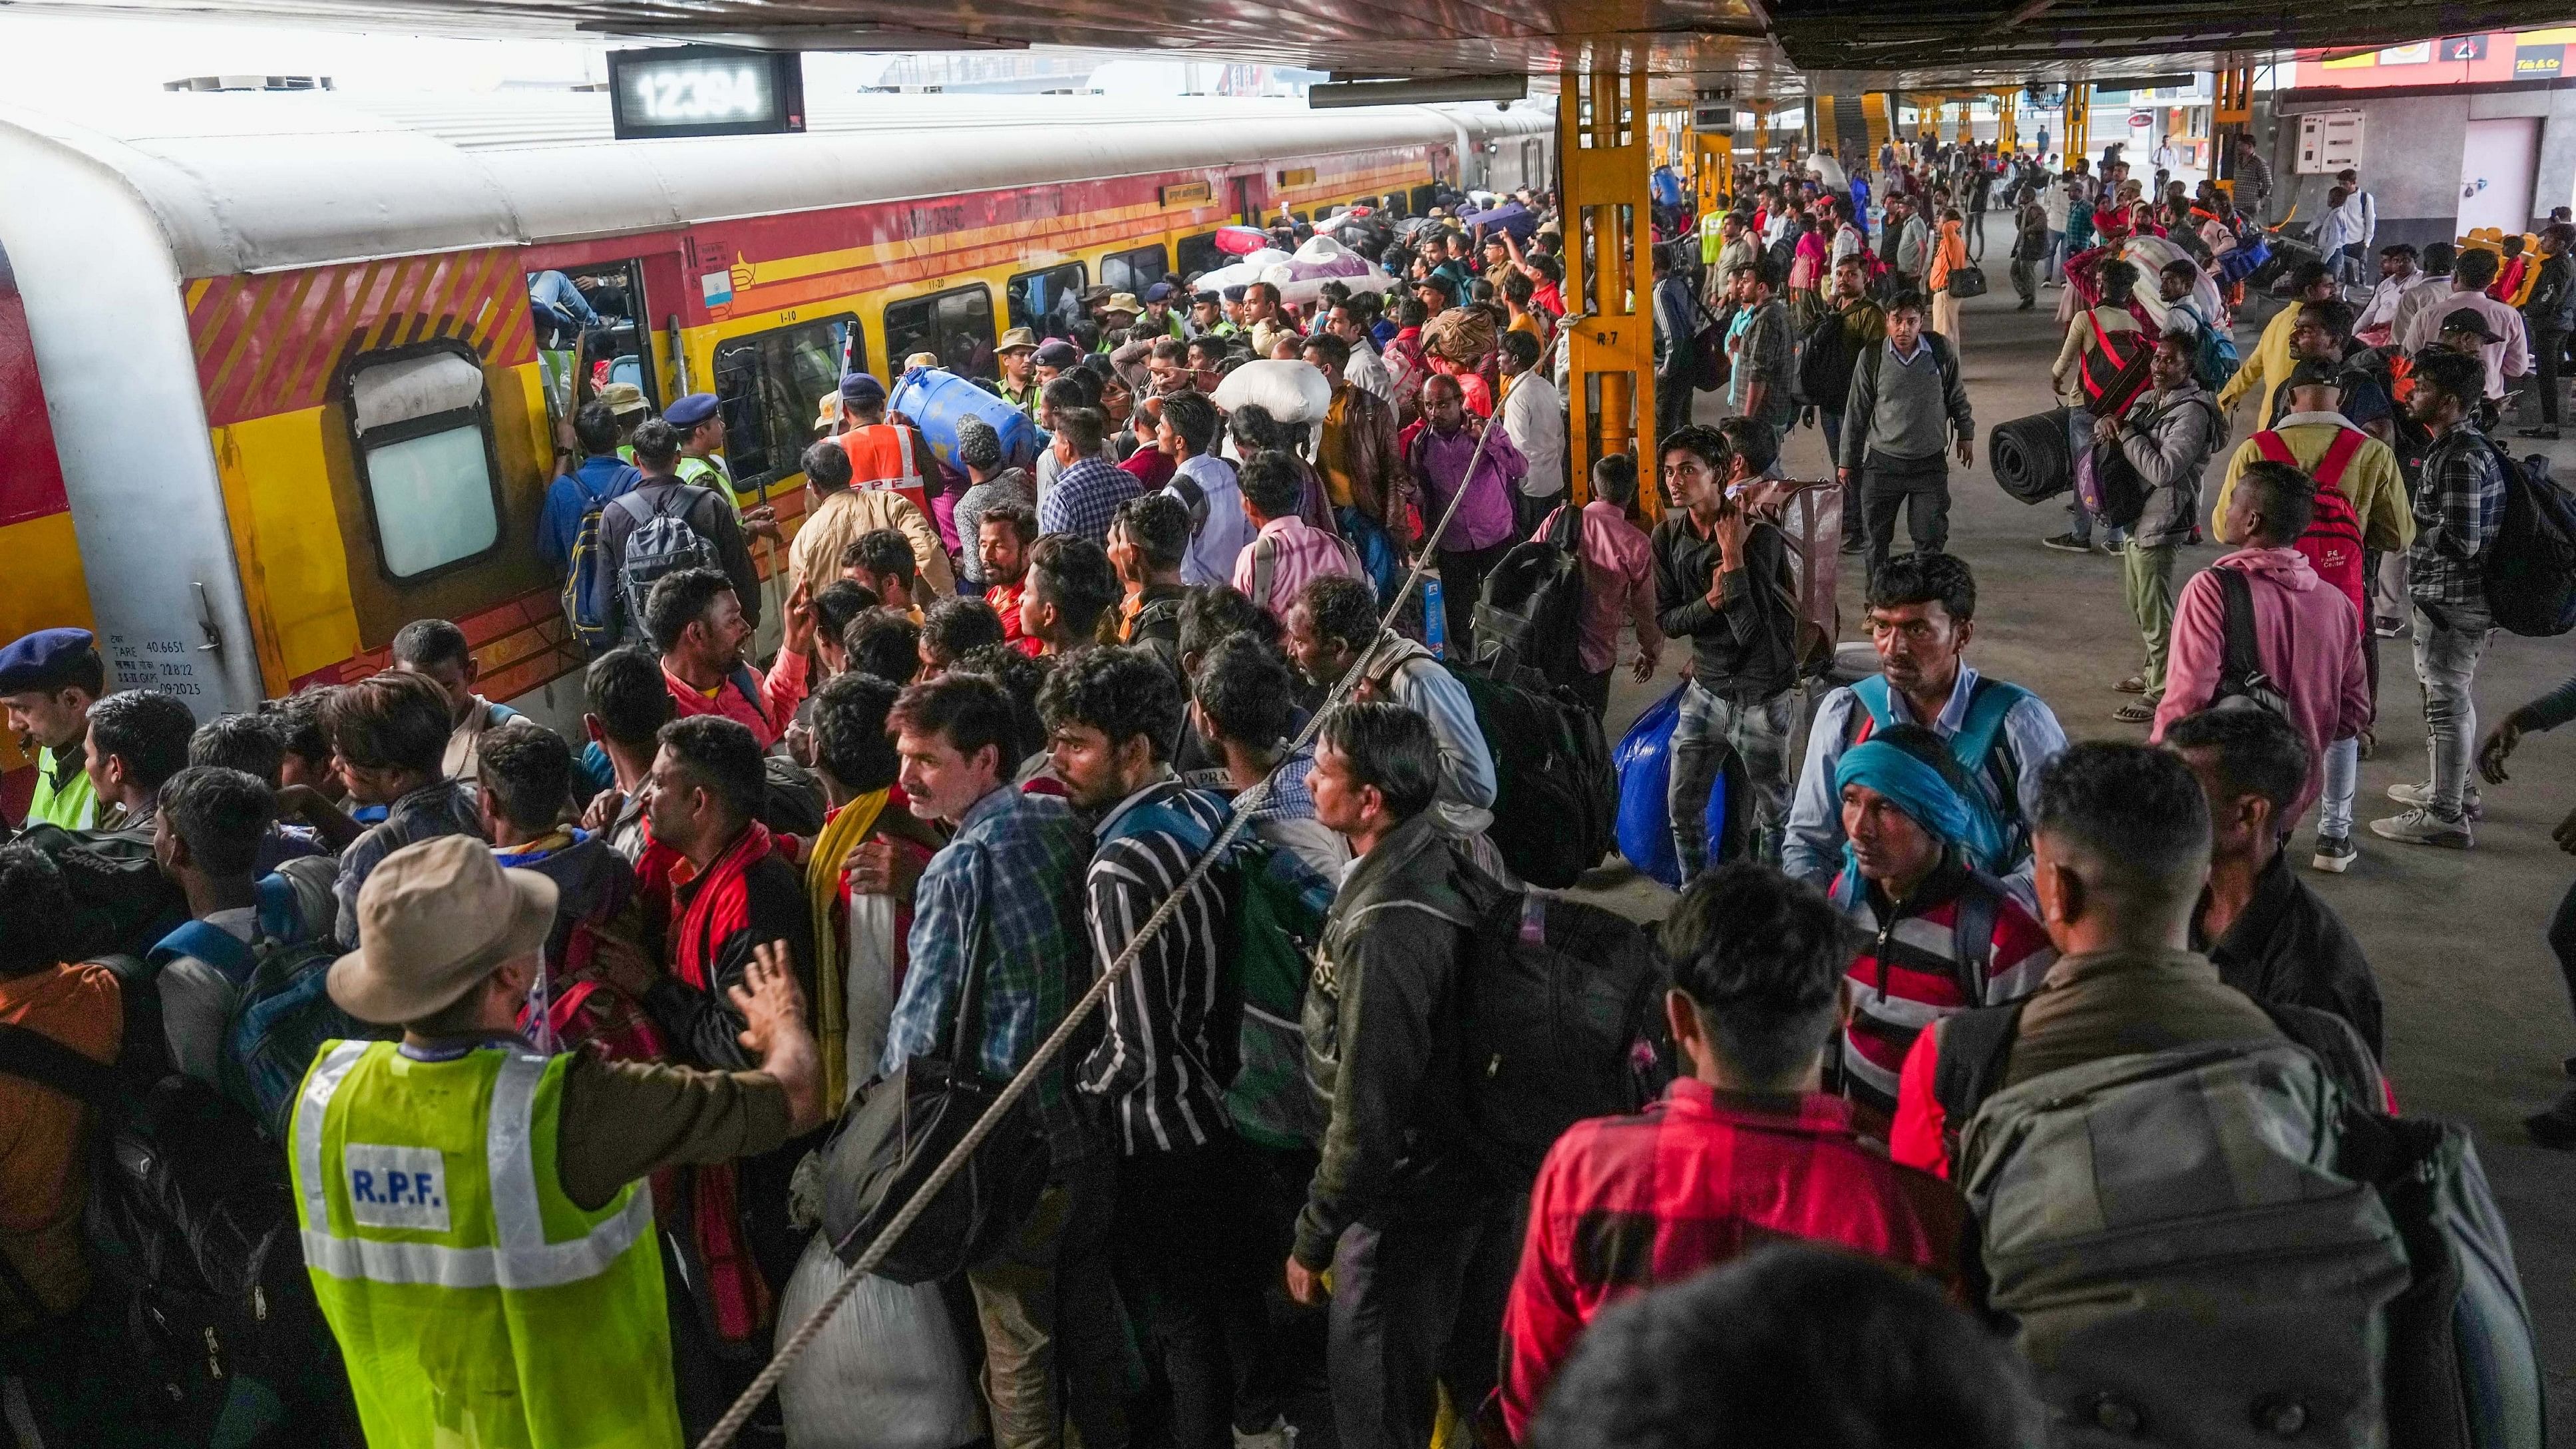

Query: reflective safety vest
<box><xmin>676</xmin><ymin>453</ymin><xmax>745</xmax><ymax>519</ymax></box>
<box><xmin>290</xmin><ymin>1040</ymin><xmax>680</xmax><ymax>1449</ymax></box>
<box><xmin>25</xmin><ymin>744</ymin><xmax>98</xmax><ymax>830</ymax></box>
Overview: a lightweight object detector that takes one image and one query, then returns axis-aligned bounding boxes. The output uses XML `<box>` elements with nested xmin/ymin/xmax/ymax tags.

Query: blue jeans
<box><xmin>2412</xmin><ymin>600</ymin><xmax>2495</xmax><ymax>818</ymax></box>
<box><xmin>2320</xmin><ymin>735</ymin><xmax>2359</xmax><ymax>839</ymax></box>
<box><xmin>1338</xmin><ymin>507</ymin><xmax>1403</xmax><ymax>606</ymax></box>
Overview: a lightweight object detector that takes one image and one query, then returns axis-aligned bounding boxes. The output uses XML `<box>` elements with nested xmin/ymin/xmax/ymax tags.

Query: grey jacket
<box><xmin>2114</xmin><ymin>380</ymin><xmax>2221</xmax><ymax>548</ymax></box>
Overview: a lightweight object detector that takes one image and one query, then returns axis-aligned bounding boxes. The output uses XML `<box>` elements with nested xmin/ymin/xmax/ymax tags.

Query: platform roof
<box><xmin>7</xmin><ymin>0</ymin><xmax>2569</xmax><ymax>97</ymax></box>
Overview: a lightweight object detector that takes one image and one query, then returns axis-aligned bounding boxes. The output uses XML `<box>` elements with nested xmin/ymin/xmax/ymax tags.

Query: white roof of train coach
<box><xmin>0</xmin><ymin>91</ymin><xmax>1553</xmax><ymax>278</ymax></box>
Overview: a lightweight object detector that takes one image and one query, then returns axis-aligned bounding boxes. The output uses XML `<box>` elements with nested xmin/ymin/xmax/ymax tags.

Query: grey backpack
<box><xmin>614</xmin><ymin>485</ymin><xmax>721</xmax><ymax>642</ymax></box>
<box><xmin>1944</xmin><ymin>1003</ymin><xmax>2544</xmax><ymax>1449</ymax></box>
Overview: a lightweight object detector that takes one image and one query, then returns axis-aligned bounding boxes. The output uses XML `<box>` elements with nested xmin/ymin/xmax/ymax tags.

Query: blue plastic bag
<box><xmin>1612</xmin><ymin>684</ymin><xmax>1729</xmax><ymax>889</ymax></box>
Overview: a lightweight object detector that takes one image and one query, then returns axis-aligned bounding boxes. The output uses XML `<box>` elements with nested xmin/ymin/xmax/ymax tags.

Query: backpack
<box><xmin>1469</xmin><ymin>503</ymin><xmax>1587</xmax><ymax>689</ymax></box>
<box><xmin>0</xmin><ymin>1022</ymin><xmax>362</xmax><ymax>1447</ymax></box>
<box><xmin>558</xmin><ymin>462</ymin><xmax>642</xmax><ymax>654</ymax></box>
<box><xmin>2253</xmin><ymin>427</ymin><xmax>2370</xmax><ymax>614</ymax></box>
<box><xmin>1687</xmin><ymin>294</ymin><xmax>1730</xmax><ymax>395</ymax></box>
<box><xmin>147</xmin><ymin>881</ymin><xmax>368</xmax><ymax>1141</ymax></box>
<box><xmin>613</xmin><ymin>484</ymin><xmax>721</xmax><ymax>642</ymax></box>
<box><xmin>1847</xmin><ymin>674</ymin><xmax>2033</xmax><ymax>876</ymax></box>
<box><xmin>16</xmin><ymin>823</ymin><xmax>188</xmax><ymax>964</ymax></box>
<box><xmin>2476</xmin><ymin>443</ymin><xmax>2576</xmax><ymax>638</ymax></box>
<box><xmin>2211</xmin><ymin>566</ymin><xmax>2295</xmax><ymax>720</ymax></box>
<box><xmin>2169</xmin><ymin>300</ymin><xmax>2243</xmax><ymax>391</ymax></box>
<box><xmin>1793</xmin><ymin>306</ymin><xmax>1861</xmax><ymax>409</ymax></box>
<box><xmin>1936</xmin><ymin>1002</ymin><xmax>2544</xmax><ymax>1449</ymax></box>
<box><xmin>1220</xmin><ymin>835</ymin><xmax>1337</xmax><ymax>1151</ymax></box>
<box><xmin>2077</xmin><ymin>309</ymin><xmax>2153</xmax><ymax>417</ymax></box>
<box><xmin>1394</xmin><ymin>654</ymin><xmax>1614</xmax><ymax>889</ymax></box>
<box><xmin>1459</xmin><ymin>892</ymin><xmax>1673</xmax><ymax>1187</ymax></box>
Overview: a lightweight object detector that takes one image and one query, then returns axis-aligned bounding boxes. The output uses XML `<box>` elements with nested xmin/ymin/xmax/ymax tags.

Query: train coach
<box><xmin>0</xmin><ymin>89</ymin><xmax>1553</xmax><ymax>801</ymax></box>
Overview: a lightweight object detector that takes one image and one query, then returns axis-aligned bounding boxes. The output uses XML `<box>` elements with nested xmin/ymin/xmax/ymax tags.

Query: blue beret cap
<box><xmin>664</xmin><ymin>391</ymin><xmax>721</xmax><ymax>427</ymax></box>
<box><xmin>838</xmin><ymin>372</ymin><xmax>887</xmax><ymax>405</ymax></box>
<box><xmin>1143</xmin><ymin>282</ymin><xmax>1175</xmax><ymax>303</ymax></box>
<box><xmin>0</xmin><ymin>628</ymin><xmax>98</xmax><ymax>695</ymax></box>
<box><xmin>1033</xmin><ymin>339</ymin><xmax>1082</xmax><ymax>369</ymax></box>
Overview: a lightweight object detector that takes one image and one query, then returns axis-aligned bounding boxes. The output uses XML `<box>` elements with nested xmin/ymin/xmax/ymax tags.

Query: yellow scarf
<box><xmin>805</xmin><ymin>789</ymin><xmax>887</xmax><ymax>1112</ymax></box>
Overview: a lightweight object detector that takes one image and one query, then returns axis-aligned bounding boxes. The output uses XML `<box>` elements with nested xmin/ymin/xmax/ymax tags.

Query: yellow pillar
<box><xmin>2211</xmin><ymin>61</ymin><xmax>2254</xmax><ymax>200</ymax></box>
<box><xmin>1695</xmin><ymin>124</ymin><xmax>1734</xmax><ymax>217</ymax></box>
<box><xmin>1753</xmin><ymin>101</ymin><xmax>1771</xmax><ymax>167</ymax></box>
<box><xmin>1997</xmin><ymin>90</ymin><xmax>2018</xmax><ymax>153</ymax></box>
<box><xmin>2064</xmin><ymin>84</ymin><xmax>2091</xmax><ymax>166</ymax></box>
<box><xmin>1558</xmin><ymin>57</ymin><xmax>1659</xmax><ymax>516</ymax></box>
<box><xmin>1863</xmin><ymin>93</ymin><xmax>1894</xmax><ymax>156</ymax></box>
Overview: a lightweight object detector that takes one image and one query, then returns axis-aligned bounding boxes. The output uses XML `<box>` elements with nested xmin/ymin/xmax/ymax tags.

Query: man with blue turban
<box><xmin>1828</xmin><ymin>724</ymin><xmax>2056</xmax><ymax>1124</ymax></box>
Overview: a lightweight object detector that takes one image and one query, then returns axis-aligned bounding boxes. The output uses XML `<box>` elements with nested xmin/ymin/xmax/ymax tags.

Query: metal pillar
<box><xmin>2064</xmin><ymin>83</ymin><xmax>2092</xmax><ymax>168</ymax></box>
<box><xmin>2211</xmin><ymin>61</ymin><xmax>2254</xmax><ymax>200</ymax></box>
<box><xmin>1996</xmin><ymin>90</ymin><xmax>2018</xmax><ymax>153</ymax></box>
<box><xmin>1558</xmin><ymin>58</ymin><xmax>1658</xmax><ymax>515</ymax></box>
<box><xmin>1695</xmin><ymin>124</ymin><xmax>1734</xmax><ymax>217</ymax></box>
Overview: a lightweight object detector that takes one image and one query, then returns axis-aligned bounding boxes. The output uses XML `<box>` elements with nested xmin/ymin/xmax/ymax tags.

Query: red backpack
<box><xmin>2251</xmin><ymin>427</ymin><xmax>2368</xmax><ymax>616</ymax></box>
<box><xmin>2078</xmin><ymin>309</ymin><xmax>2154</xmax><ymax>417</ymax></box>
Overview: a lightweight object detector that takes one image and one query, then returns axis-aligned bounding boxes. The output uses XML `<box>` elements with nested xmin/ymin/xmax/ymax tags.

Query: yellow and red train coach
<box><xmin>0</xmin><ymin>89</ymin><xmax>1553</xmax><ymax>803</ymax></box>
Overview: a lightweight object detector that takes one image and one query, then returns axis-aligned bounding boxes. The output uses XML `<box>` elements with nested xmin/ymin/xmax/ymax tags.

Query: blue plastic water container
<box><xmin>890</xmin><ymin>367</ymin><xmax>1041</xmax><ymax>471</ymax></box>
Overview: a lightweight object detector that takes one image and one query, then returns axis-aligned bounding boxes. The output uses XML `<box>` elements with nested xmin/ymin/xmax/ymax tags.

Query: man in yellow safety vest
<box><xmin>1</xmin><ymin>628</ymin><xmax>105</xmax><ymax>831</ymax></box>
<box><xmin>289</xmin><ymin>834</ymin><xmax>825</xmax><ymax>1447</ymax></box>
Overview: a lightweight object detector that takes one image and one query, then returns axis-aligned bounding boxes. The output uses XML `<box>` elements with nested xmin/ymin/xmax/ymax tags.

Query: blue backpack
<box><xmin>558</xmin><ymin>461</ymin><xmax>642</xmax><ymax>654</ymax></box>
<box><xmin>147</xmin><ymin>875</ymin><xmax>371</xmax><ymax>1140</ymax></box>
<box><xmin>2167</xmin><ymin>301</ymin><xmax>2241</xmax><ymax>393</ymax></box>
<box><xmin>1847</xmin><ymin>674</ymin><xmax>2034</xmax><ymax>877</ymax></box>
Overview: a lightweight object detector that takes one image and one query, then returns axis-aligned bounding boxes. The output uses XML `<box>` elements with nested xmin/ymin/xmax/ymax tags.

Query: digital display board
<box><xmin>607</xmin><ymin>46</ymin><xmax>805</xmax><ymax>140</ymax></box>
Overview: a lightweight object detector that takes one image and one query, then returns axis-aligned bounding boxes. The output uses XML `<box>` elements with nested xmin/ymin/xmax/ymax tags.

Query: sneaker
<box><xmin>1235</xmin><ymin>1420</ymin><xmax>1298</xmax><ymax>1449</ymax></box>
<box><xmin>2373</xmin><ymin>616</ymin><xmax>2409</xmax><ymax>639</ymax></box>
<box><xmin>2518</xmin><ymin>425</ymin><xmax>2561</xmax><ymax>440</ymax></box>
<box><xmin>2525</xmin><ymin>1086</ymin><xmax>2576</xmax><ymax>1149</ymax></box>
<box><xmin>2310</xmin><ymin>833</ymin><xmax>2356</xmax><ymax>873</ymax></box>
<box><xmin>2368</xmin><ymin>807</ymin><xmax>2474</xmax><ymax>849</ymax></box>
<box><xmin>2042</xmin><ymin>532</ymin><xmax>2093</xmax><ymax>553</ymax></box>
<box><xmin>2384</xmin><ymin>780</ymin><xmax>2484</xmax><ymax>819</ymax></box>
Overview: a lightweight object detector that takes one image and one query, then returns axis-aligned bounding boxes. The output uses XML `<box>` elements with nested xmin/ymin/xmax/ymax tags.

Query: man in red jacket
<box><xmin>1495</xmin><ymin>862</ymin><xmax>1967</xmax><ymax>1441</ymax></box>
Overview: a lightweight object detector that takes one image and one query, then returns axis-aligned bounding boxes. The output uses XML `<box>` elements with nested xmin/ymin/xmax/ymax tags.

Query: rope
<box><xmin>693</xmin><ymin>403</ymin><xmax>1507</xmax><ymax>1449</ymax></box>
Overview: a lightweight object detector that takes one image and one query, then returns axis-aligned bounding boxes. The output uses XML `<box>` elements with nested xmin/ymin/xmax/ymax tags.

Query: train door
<box><xmin>526</xmin><ymin>258</ymin><xmax>661</xmax><ymax>419</ymax></box>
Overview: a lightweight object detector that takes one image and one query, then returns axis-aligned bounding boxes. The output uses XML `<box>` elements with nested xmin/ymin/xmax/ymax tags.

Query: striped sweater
<box><xmin>1832</xmin><ymin>857</ymin><xmax>2054</xmax><ymax>1119</ymax></box>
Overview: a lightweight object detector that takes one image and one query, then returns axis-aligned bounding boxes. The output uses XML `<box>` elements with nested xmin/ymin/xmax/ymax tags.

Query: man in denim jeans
<box><xmin>1652</xmin><ymin>422</ymin><xmax>1803</xmax><ymax>873</ymax></box>
<box><xmin>2373</xmin><ymin>348</ymin><xmax>2505</xmax><ymax>850</ymax></box>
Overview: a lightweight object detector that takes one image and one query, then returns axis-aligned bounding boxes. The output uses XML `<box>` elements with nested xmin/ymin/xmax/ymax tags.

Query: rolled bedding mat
<box><xmin>1989</xmin><ymin>408</ymin><xmax>2075</xmax><ymax>505</ymax></box>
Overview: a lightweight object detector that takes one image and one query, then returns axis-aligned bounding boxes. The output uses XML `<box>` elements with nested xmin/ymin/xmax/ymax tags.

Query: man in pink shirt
<box><xmin>1233</xmin><ymin>451</ymin><xmax>1361</xmax><ymax>618</ymax></box>
<box><xmin>1407</xmin><ymin>373</ymin><xmax>1528</xmax><ymax>648</ymax></box>
<box><xmin>2152</xmin><ymin>461</ymin><xmax>2371</xmax><ymax>863</ymax></box>
<box><xmin>1534</xmin><ymin>453</ymin><xmax>1663</xmax><ymax>716</ymax></box>
<box><xmin>2397</xmin><ymin>248</ymin><xmax>2529</xmax><ymax>403</ymax></box>
<box><xmin>649</xmin><ymin>566</ymin><xmax>817</xmax><ymax>752</ymax></box>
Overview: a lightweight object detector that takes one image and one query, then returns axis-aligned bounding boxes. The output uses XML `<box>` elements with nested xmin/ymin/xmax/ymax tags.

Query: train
<box><xmin>0</xmin><ymin>88</ymin><xmax>1555</xmax><ymax>801</ymax></box>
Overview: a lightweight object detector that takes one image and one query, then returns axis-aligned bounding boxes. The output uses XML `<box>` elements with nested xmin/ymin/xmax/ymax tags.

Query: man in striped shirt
<box><xmin>1041</xmin><ymin>647</ymin><xmax>1284</xmax><ymax>1449</ymax></box>
<box><xmin>1825</xmin><ymin>723</ymin><xmax>2053</xmax><ymax>1125</ymax></box>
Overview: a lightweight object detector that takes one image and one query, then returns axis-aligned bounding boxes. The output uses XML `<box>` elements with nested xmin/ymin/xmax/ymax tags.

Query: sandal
<box><xmin>2111</xmin><ymin>700</ymin><xmax>2157</xmax><ymax>724</ymax></box>
<box><xmin>2113</xmin><ymin>675</ymin><xmax>2148</xmax><ymax>695</ymax></box>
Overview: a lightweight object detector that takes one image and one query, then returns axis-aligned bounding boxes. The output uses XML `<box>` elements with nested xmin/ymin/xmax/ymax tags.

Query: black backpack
<box><xmin>16</xmin><ymin>823</ymin><xmax>187</xmax><ymax>964</ymax></box>
<box><xmin>1438</xmin><ymin>659</ymin><xmax>1616</xmax><ymax>889</ymax></box>
<box><xmin>1461</xmin><ymin>892</ymin><xmax>1672</xmax><ymax>1187</ymax></box>
<box><xmin>2212</xmin><ymin>568</ymin><xmax>2295</xmax><ymax>720</ymax></box>
<box><xmin>2476</xmin><ymin>443</ymin><xmax>2576</xmax><ymax>638</ymax></box>
<box><xmin>0</xmin><ymin>1024</ymin><xmax>362</xmax><ymax>1447</ymax></box>
<box><xmin>1793</xmin><ymin>308</ymin><xmax>1859</xmax><ymax>409</ymax></box>
<box><xmin>1469</xmin><ymin>503</ymin><xmax>1587</xmax><ymax>689</ymax></box>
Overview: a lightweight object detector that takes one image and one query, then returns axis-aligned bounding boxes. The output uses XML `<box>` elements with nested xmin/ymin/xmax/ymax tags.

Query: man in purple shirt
<box><xmin>1405</xmin><ymin>373</ymin><xmax>1528</xmax><ymax>648</ymax></box>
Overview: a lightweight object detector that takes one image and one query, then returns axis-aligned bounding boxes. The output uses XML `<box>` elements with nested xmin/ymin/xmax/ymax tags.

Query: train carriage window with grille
<box><xmin>1100</xmin><ymin>244</ymin><xmax>1169</xmax><ymax>298</ymax></box>
<box><xmin>1006</xmin><ymin>263</ymin><xmax>1087</xmax><ymax>343</ymax></box>
<box><xmin>347</xmin><ymin>348</ymin><xmax>502</xmax><ymax>581</ymax></box>
<box><xmin>712</xmin><ymin>313</ymin><xmax>859</xmax><ymax>493</ymax></box>
<box><xmin>1176</xmin><ymin>232</ymin><xmax>1227</xmax><ymax>280</ymax></box>
<box><xmin>884</xmin><ymin>285</ymin><xmax>997</xmax><ymax>383</ymax></box>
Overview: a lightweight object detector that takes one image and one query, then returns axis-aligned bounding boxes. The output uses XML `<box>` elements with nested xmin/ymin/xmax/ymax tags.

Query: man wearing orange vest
<box><xmin>828</xmin><ymin>373</ymin><xmax>955</xmax><ymax>608</ymax></box>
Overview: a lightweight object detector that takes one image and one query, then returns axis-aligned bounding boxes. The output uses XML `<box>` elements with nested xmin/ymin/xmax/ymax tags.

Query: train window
<box><xmin>883</xmin><ymin>285</ymin><xmax>997</xmax><ymax>383</ymax></box>
<box><xmin>1100</xmin><ymin>244</ymin><xmax>1169</xmax><ymax>298</ymax></box>
<box><xmin>526</xmin><ymin>260</ymin><xmax>659</xmax><ymax>421</ymax></box>
<box><xmin>1176</xmin><ymin>232</ymin><xmax>1226</xmax><ymax>280</ymax></box>
<box><xmin>347</xmin><ymin>347</ymin><xmax>502</xmax><ymax>581</ymax></box>
<box><xmin>711</xmin><ymin>313</ymin><xmax>859</xmax><ymax>493</ymax></box>
<box><xmin>1380</xmin><ymin>193</ymin><xmax>1408</xmax><ymax>219</ymax></box>
<box><xmin>1410</xmin><ymin>184</ymin><xmax>1439</xmax><ymax>217</ymax></box>
<box><xmin>1006</xmin><ymin>263</ymin><xmax>1087</xmax><ymax>343</ymax></box>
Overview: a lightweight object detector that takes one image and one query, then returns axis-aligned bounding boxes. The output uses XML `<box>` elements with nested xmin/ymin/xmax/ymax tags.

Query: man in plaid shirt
<box><xmin>1495</xmin><ymin>863</ymin><xmax>1966</xmax><ymax>1440</ymax></box>
<box><xmin>2374</xmin><ymin>348</ymin><xmax>2506</xmax><ymax>850</ymax></box>
<box><xmin>882</xmin><ymin>674</ymin><xmax>1123</xmax><ymax>1449</ymax></box>
<box><xmin>1038</xmin><ymin>407</ymin><xmax>1143</xmax><ymax>545</ymax></box>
